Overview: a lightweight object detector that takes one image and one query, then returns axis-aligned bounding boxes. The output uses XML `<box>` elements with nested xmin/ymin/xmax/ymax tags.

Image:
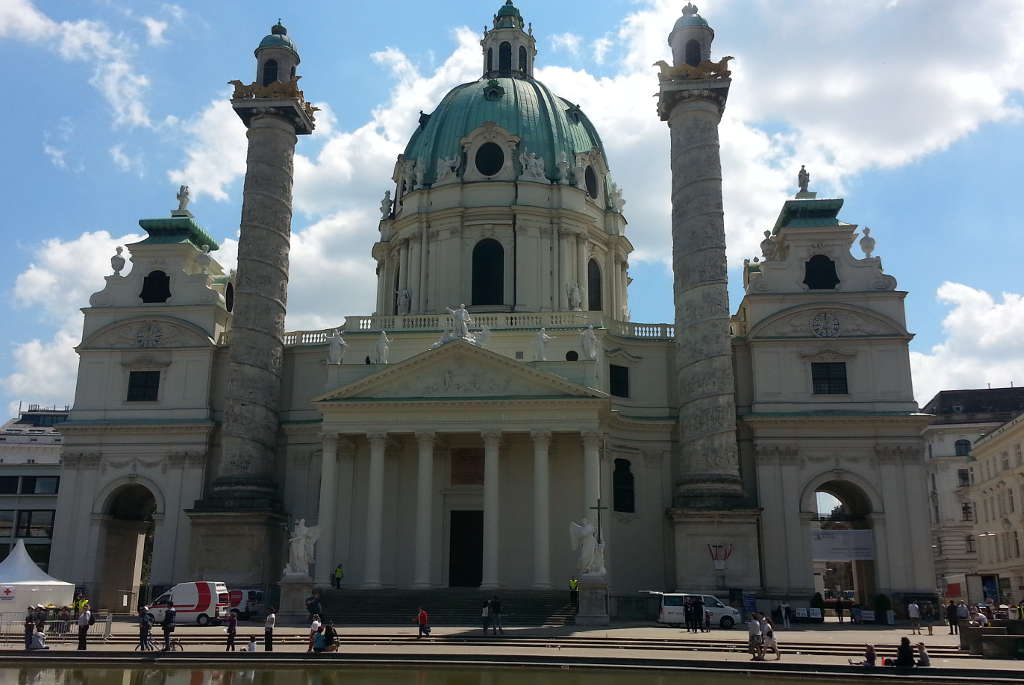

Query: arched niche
<box><xmin>587</xmin><ymin>259</ymin><xmax>603</xmax><ymax>311</ymax></box>
<box><xmin>472</xmin><ymin>239</ymin><xmax>505</xmax><ymax>307</ymax></box>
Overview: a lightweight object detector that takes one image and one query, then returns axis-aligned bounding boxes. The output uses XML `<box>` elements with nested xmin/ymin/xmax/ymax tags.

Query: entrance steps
<box><xmin>317</xmin><ymin>588</ymin><xmax>575</xmax><ymax>626</ymax></box>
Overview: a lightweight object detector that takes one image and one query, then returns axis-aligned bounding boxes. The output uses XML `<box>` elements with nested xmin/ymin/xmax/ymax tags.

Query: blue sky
<box><xmin>1</xmin><ymin>0</ymin><xmax>1023</xmax><ymax>413</ymax></box>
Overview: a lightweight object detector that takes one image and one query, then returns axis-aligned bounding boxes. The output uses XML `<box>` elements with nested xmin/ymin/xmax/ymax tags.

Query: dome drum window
<box><xmin>475</xmin><ymin>143</ymin><xmax>505</xmax><ymax>177</ymax></box>
<box><xmin>460</xmin><ymin>122</ymin><xmax>520</xmax><ymax>183</ymax></box>
<box><xmin>585</xmin><ymin>166</ymin><xmax>599</xmax><ymax>199</ymax></box>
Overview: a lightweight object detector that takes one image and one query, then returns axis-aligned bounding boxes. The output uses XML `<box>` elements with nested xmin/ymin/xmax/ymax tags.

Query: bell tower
<box><xmin>188</xmin><ymin>21</ymin><xmax>317</xmax><ymax>589</ymax></box>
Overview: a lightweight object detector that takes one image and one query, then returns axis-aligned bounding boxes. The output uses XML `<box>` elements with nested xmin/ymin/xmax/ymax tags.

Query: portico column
<box><xmin>481</xmin><ymin>431</ymin><xmax>502</xmax><ymax>589</ymax></box>
<box><xmin>413</xmin><ymin>432</ymin><xmax>435</xmax><ymax>588</ymax></box>
<box><xmin>315</xmin><ymin>432</ymin><xmax>339</xmax><ymax>586</ymax></box>
<box><xmin>364</xmin><ymin>432</ymin><xmax>387</xmax><ymax>589</ymax></box>
<box><xmin>531</xmin><ymin>431</ymin><xmax>552</xmax><ymax>589</ymax></box>
<box><xmin>582</xmin><ymin>432</ymin><xmax>602</xmax><ymax>518</ymax></box>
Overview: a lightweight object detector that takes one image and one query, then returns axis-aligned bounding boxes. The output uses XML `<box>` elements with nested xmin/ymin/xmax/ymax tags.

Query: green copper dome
<box><xmin>256</xmin><ymin>21</ymin><xmax>299</xmax><ymax>57</ymax></box>
<box><xmin>404</xmin><ymin>77</ymin><xmax>607</xmax><ymax>186</ymax></box>
<box><xmin>494</xmin><ymin>0</ymin><xmax>524</xmax><ymax>29</ymax></box>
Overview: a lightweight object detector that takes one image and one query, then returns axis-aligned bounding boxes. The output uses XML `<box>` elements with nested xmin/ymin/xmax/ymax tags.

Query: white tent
<box><xmin>0</xmin><ymin>539</ymin><xmax>74</xmax><ymax>612</ymax></box>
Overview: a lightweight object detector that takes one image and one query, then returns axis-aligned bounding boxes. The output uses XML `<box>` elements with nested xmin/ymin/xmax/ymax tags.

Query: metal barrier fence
<box><xmin>0</xmin><ymin>613</ymin><xmax>113</xmax><ymax>647</ymax></box>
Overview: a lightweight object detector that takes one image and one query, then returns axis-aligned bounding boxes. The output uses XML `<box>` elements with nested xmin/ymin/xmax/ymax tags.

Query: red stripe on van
<box><xmin>196</xmin><ymin>582</ymin><xmax>211</xmax><ymax>614</ymax></box>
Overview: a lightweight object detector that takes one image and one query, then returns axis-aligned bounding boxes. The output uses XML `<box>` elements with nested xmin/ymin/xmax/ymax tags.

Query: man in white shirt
<box><xmin>907</xmin><ymin>601</ymin><xmax>921</xmax><ymax>635</ymax></box>
<box><xmin>76</xmin><ymin>608</ymin><xmax>91</xmax><ymax>650</ymax></box>
<box><xmin>264</xmin><ymin>609</ymin><xmax>276</xmax><ymax>652</ymax></box>
<box><xmin>747</xmin><ymin>613</ymin><xmax>764</xmax><ymax>661</ymax></box>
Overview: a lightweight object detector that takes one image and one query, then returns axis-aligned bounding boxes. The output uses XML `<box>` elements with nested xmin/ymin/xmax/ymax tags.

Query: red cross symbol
<box><xmin>2</xmin><ymin>588</ymin><xmax>12</xmax><ymax>596</ymax></box>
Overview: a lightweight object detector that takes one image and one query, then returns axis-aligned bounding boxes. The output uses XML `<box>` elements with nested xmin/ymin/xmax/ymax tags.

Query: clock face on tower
<box><xmin>810</xmin><ymin>312</ymin><xmax>840</xmax><ymax>338</ymax></box>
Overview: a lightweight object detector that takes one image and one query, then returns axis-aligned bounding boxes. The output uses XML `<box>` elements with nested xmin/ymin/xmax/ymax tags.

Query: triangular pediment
<box><xmin>314</xmin><ymin>340</ymin><xmax>605</xmax><ymax>403</ymax></box>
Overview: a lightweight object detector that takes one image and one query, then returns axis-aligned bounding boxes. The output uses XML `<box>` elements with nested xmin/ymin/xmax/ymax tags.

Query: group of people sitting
<box><xmin>307</xmin><ymin>613</ymin><xmax>340</xmax><ymax>653</ymax></box>
<box><xmin>850</xmin><ymin>638</ymin><xmax>930</xmax><ymax>668</ymax></box>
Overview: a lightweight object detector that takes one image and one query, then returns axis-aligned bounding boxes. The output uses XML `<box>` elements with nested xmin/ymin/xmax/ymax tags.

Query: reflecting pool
<box><xmin>0</xmin><ymin>666</ymin><xmax>849</xmax><ymax>685</ymax></box>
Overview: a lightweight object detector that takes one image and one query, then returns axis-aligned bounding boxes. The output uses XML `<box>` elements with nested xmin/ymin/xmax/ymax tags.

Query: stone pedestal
<box><xmin>669</xmin><ymin>507</ymin><xmax>760</xmax><ymax>592</ymax></box>
<box><xmin>185</xmin><ymin>510</ymin><xmax>286</xmax><ymax>588</ymax></box>
<box><xmin>574</xmin><ymin>574</ymin><xmax>609</xmax><ymax>625</ymax></box>
<box><xmin>279</xmin><ymin>575</ymin><xmax>313</xmax><ymax>623</ymax></box>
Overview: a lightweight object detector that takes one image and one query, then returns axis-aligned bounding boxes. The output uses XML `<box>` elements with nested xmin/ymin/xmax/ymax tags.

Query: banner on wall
<box><xmin>810</xmin><ymin>529</ymin><xmax>874</xmax><ymax>561</ymax></box>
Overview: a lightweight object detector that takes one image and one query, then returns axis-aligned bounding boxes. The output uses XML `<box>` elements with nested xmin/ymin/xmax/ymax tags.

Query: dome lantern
<box><xmin>481</xmin><ymin>0</ymin><xmax>537</xmax><ymax>79</ymax></box>
<box><xmin>668</xmin><ymin>3</ymin><xmax>715</xmax><ymax>68</ymax></box>
<box><xmin>254</xmin><ymin>19</ymin><xmax>300</xmax><ymax>87</ymax></box>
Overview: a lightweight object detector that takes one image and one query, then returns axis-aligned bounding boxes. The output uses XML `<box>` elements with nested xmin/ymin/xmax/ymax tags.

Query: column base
<box><xmin>575</xmin><ymin>576</ymin><xmax>609</xmax><ymax>626</ymax></box>
<box><xmin>185</xmin><ymin>510</ymin><xmax>287</xmax><ymax>589</ymax></box>
<box><xmin>669</xmin><ymin>506</ymin><xmax>761</xmax><ymax>593</ymax></box>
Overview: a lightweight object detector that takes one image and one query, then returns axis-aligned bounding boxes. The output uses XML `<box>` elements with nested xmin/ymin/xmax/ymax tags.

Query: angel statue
<box><xmin>327</xmin><ymin>328</ymin><xmax>346</xmax><ymax>365</ymax></box>
<box><xmin>569</xmin><ymin>518</ymin><xmax>606</xmax><ymax>577</ymax></box>
<box><xmin>579</xmin><ymin>324</ymin><xmax>598</xmax><ymax>361</ymax></box>
<box><xmin>376</xmin><ymin>331</ymin><xmax>391</xmax><ymax>364</ymax></box>
<box><xmin>176</xmin><ymin>185</ymin><xmax>191</xmax><ymax>212</ymax></box>
<box><xmin>534</xmin><ymin>328</ymin><xmax>555</xmax><ymax>361</ymax></box>
<box><xmin>283</xmin><ymin>518</ymin><xmax>319</xmax><ymax>577</ymax></box>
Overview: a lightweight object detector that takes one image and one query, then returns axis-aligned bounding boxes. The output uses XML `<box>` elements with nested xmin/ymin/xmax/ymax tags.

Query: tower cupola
<box><xmin>481</xmin><ymin>0</ymin><xmax>537</xmax><ymax>79</ymax></box>
<box><xmin>255</xmin><ymin>20</ymin><xmax>300</xmax><ymax>87</ymax></box>
<box><xmin>668</xmin><ymin>3</ymin><xmax>715</xmax><ymax>67</ymax></box>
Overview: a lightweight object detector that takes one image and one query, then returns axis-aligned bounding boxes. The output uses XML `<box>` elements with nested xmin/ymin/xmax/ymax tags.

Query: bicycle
<box><xmin>134</xmin><ymin>637</ymin><xmax>157</xmax><ymax>652</ymax></box>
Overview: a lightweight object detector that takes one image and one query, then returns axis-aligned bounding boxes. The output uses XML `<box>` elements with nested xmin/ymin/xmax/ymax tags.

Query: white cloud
<box><xmin>3</xmin><ymin>230</ymin><xmax>143</xmax><ymax>407</ymax></box>
<box><xmin>110</xmin><ymin>144</ymin><xmax>144</xmax><ymax>176</ymax></box>
<box><xmin>910</xmin><ymin>283</ymin><xmax>1024</xmax><ymax>405</ymax></box>
<box><xmin>550</xmin><ymin>32</ymin><xmax>583</xmax><ymax>56</ymax></box>
<box><xmin>167</xmin><ymin>96</ymin><xmax>247</xmax><ymax>202</ymax></box>
<box><xmin>140</xmin><ymin>17</ymin><xmax>168</xmax><ymax>46</ymax></box>
<box><xmin>0</xmin><ymin>0</ymin><xmax>152</xmax><ymax>128</ymax></box>
<box><xmin>592</xmin><ymin>36</ymin><xmax>613</xmax><ymax>64</ymax></box>
<box><xmin>42</xmin><ymin>144</ymin><xmax>68</xmax><ymax>170</ymax></box>
<box><xmin>161</xmin><ymin>4</ymin><xmax>185</xmax><ymax>23</ymax></box>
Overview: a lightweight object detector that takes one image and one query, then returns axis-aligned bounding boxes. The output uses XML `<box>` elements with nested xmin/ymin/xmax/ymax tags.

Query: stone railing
<box><xmin>258</xmin><ymin>312</ymin><xmax>675</xmax><ymax>347</ymax></box>
<box><xmin>608</xmin><ymin>321</ymin><xmax>675</xmax><ymax>340</ymax></box>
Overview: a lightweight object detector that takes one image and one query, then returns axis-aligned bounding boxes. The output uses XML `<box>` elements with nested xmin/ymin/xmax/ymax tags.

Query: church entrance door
<box><xmin>449</xmin><ymin>510</ymin><xmax>483</xmax><ymax>587</ymax></box>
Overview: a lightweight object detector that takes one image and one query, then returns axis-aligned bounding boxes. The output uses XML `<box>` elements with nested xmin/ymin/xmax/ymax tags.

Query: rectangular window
<box><xmin>0</xmin><ymin>510</ymin><xmax>13</xmax><ymax>538</ymax></box>
<box><xmin>19</xmin><ymin>476</ymin><xmax>59</xmax><ymax>495</ymax></box>
<box><xmin>16</xmin><ymin>510</ymin><xmax>54</xmax><ymax>538</ymax></box>
<box><xmin>24</xmin><ymin>543</ymin><xmax>50</xmax><ymax>572</ymax></box>
<box><xmin>811</xmin><ymin>362</ymin><xmax>848</xmax><ymax>394</ymax></box>
<box><xmin>958</xmin><ymin>469</ymin><xmax>970</xmax><ymax>488</ymax></box>
<box><xmin>609</xmin><ymin>365</ymin><xmax>630</xmax><ymax>398</ymax></box>
<box><xmin>0</xmin><ymin>477</ymin><xmax>17</xmax><ymax>495</ymax></box>
<box><xmin>126</xmin><ymin>370</ymin><xmax>161</xmax><ymax>402</ymax></box>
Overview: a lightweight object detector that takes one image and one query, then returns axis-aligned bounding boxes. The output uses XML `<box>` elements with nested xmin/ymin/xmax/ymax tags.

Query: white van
<box><xmin>147</xmin><ymin>581</ymin><xmax>229</xmax><ymax>626</ymax></box>
<box><xmin>649</xmin><ymin>591</ymin><xmax>741</xmax><ymax>629</ymax></box>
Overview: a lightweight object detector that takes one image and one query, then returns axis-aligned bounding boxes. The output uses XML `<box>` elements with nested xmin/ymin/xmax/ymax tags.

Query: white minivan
<box><xmin>147</xmin><ymin>581</ymin><xmax>230</xmax><ymax>626</ymax></box>
<box><xmin>650</xmin><ymin>591</ymin><xmax>741</xmax><ymax>629</ymax></box>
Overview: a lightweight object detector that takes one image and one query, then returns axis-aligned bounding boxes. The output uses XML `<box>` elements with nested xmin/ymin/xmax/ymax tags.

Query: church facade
<box><xmin>50</xmin><ymin>2</ymin><xmax>934</xmax><ymax>613</ymax></box>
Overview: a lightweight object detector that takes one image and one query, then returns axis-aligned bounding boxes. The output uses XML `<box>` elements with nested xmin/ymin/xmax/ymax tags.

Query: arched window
<box><xmin>487</xmin><ymin>48</ymin><xmax>493</xmax><ymax>73</ymax></box>
<box><xmin>393</xmin><ymin>266</ymin><xmax>401</xmax><ymax>314</ymax></box>
<box><xmin>472</xmin><ymin>239</ymin><xmax>504</xmax><ymax>306</ymax></box>
<box><xmin>613</xmin><ymin>458</ymin><xmax>635</xmax><ymax>513</ymax></box>
<box><xmin>262</xmin><ymin>59</ymin><xmax>278</xmax><ymax>86</ymax></box>
<box><xmin>139</xmin><ymin>270</ymin><xmax>171</xmax><ymax>303</ymax></box>
<box><xmin>955</xmin><ymin>439</ymin><xmax>971</xmax><ymax>457</ymax></box>
<box><xmin>587</xmin><ymin>259</ymin><xmax>602</xmax><ymax>311</ymax></box>
<box><xmin>498</xmin><ymin>42</ymin><xmax>512</xmax><ymax>75</ymax></box>
<box><xmin>519</xmin><ymin>45</ymin><xmax>528</xmax><ymax>72</ymax></box>
<box><xmin>585</xmin><ymin>166</ymin><xmax>599</xmax><ymax>199</ymax></box>
<box><xmin>803</xmin><ymin>254</ymin><xmax>840</xmax><ymax>290</ymax></box>
<box><xmin>685</xmin><ymin>40</ymin><xmax>701</xmax><ymax>67</ymax></box>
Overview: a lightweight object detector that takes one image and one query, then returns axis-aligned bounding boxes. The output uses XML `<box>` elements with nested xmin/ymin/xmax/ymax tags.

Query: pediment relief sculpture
<box><xmin>755</xmin><ymin>308</ymin><xmax>901</xmax><ymax>339</ymax></box>
<box><xmin>368</xmin><ymin>360</ymin><xmax>534</xmax><ymax>398</ymax></box>
<box><xmin>86</xmin><ymin>319</ymin><xmax>212</xmax><ymax>350</ymax></box>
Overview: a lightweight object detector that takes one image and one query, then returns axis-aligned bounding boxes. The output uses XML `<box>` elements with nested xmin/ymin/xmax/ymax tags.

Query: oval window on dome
<box><xmin>476</xmin><ymin>143</ymin><xmax>505</xmax><ymax>177</ymax></box>
<box><xmin>585</xmin><ymin>166</ymin><xmax>599</xmax><ymax>199</ymax></box>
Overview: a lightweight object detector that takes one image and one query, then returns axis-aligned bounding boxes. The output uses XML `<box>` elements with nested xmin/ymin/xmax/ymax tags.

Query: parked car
<box><xmin>147</xmin><ymin>581</ymin><xmax>229</xmax><ymax>626</ymax></box>
<box><xmin>649</xmin><ymin>591</ymin><xmax>741</xmax><ymax>629</ymax></box>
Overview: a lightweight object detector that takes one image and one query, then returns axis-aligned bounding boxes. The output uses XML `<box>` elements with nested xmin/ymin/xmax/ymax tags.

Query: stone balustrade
<box><xmin>249</xmin><ymin>312</ymin><xmax>676</xmax><ymax>347</ymax></box>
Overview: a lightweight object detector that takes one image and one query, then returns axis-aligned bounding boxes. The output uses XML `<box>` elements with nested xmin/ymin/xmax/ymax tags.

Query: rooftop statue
<box><xmin>376</xmin><ymin>331</ymin><xmax>391</xmax><ymax>364</ymax></box>
<box><xmin>580</xmin><ymin>325</ymin><xmax>599</xmax><ymax>361</ymax></box>
<box><xmin>380</xmin><ymin>190</ymin><xmax>393</xmax><ymax>219</ymax></box>
<box><xmin>534</xmin><ymin>328</ymin><xmax>555</xmax><ymax>361</ymax></box>
<box><xmin>860</xmin><ymin>227</ymin><xmax>876</xmax><ymax>258</ymax></box>
<box><xmin>176</xmin><ymin>185</ymin><xmax>191</xmax><ymax>212</ymax></box>
<box><xmin>798</xmin><ymin>165</ymin><xmax>810</xmax><ymax>194</ymax></box>
<box><xmin>654</xmin><ymin>56</ymin><xmax>733</xmax><ymax>81</ymax></box>
<box><xmin>327</xmin><ymin>328</ymin><xmax>346</xmax><ymax>365</ymax></box>
<box><xmin>110</xmin><ymin>246</ymin><xmax>126</xmax><ymax>276</ymax></box>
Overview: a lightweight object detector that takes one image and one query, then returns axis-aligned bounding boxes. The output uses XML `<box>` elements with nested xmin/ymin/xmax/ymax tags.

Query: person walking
<box><xmin>835</xmin><ymin>600</ymin><xmax>844</xmax><ymax>624</ymax></box>
<box><xmin>922</xmin><ymin>602</ymin><xmax>935</xmax><ymax>636</ymax></box>
<box><xmin>161</xmin><ymin>606</ymin><xmax>176</xmax><ymax>651</ymax></box>
<box><xmin>489</xmin><ymin>596</ymin><xmax>503</xmax><ymax>636</ymax></box>
<box><xmin>747</xmin><ymin>612</ymin><xmax>764</xmax><ymax>661</ymax></box>
<box><xmin>693</xmin><ymin>596</ymin><xmax>705</xmax><ymax>634</ymax></box>
<box><xmin>907</xmin><ymin>601</ymin><xmax>921</xmax><ymax>635</ymax></box>
<box><xmin>568</xmin><ymin>577</ymin><xmax>579</xmax><ymax>609</ymax></box>
<box><xmin>760</xmin><ymin>614</ymin><xmax>780</xmax><ymax>660</ymax></box>
<box><xmin>779</xmin><ymin>602</ymin><xmax>791</xmax><ymax>629</ymax></box>
<box><xmin>416</xmin><ymin>607</ymin><xmax>430</xmax><ymax>639</ymax></box>
<box><xmin>305</xmin><ymin>593</ymin><xmax>322</xmax><ymax>622</ymax></box>
<box><xmin>264</xmin><ymin>608</ymin><xmax>276</xmax><ymax>652</ymax></box>
<box><xmin>24</xmin><ymin>610</ymin><xmax>35</xmax><ymax>650</ymax></box>
<box><xmin>333</xmin><ymin>563</ymin><xmax>344</xmax><ymax>590</ymax></box>
<box><xmin>225</xmin><ymin>610</ymin><xmax>238</xmax><ymax>652</ymax></box>
<box><xmin>946</xmin><ymin>600</ymin><xmax>959</xmax><ymax>635</ymax></box>
<box><xmin>76</xmin><ymin>604</ymin><xmax>91</xmax><ymax>650</ymax></box>
<box><xmin>138</xmin><ymin>608</ymin><xmax>152</xmax><ymax>651</ymax></box>
<box><xmin>480</xmin><ymin>600</ymin><xmax>490</xmax><ymax>634</ymax></box>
